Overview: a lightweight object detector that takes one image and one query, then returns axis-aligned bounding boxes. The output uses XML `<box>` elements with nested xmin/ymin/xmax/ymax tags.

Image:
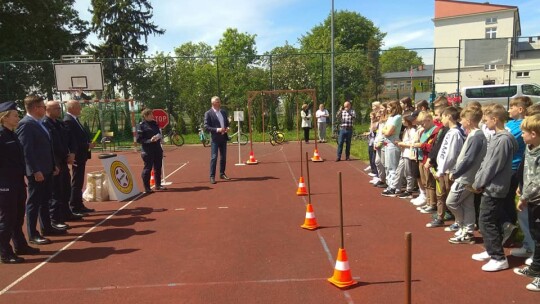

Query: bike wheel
<box><xmin>269</xmin><ymin>137</ymin><xmax>277</xmax><ymax>146</ymax></box>
<box><xmin>202</xmin><ymin>138</ymin><xmax>210</xmax><ymax>147</ymax></box>
<box><xmin>171</xmin><ymin>133</ymin><xmax>184</xmax><ymax>146</ymax></box>
<box><xmin>239</xmin><ymin>134</ymin><xmax>248</xmax><ymax>145</ymax></box>
<box><xmin>275</xmin><ymin>132</ymin><xmax>285</xmax><ymax>144</ymax></box>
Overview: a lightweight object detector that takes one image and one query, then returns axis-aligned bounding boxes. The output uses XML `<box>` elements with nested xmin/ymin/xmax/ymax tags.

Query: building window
<box><xmin>486</xmin><ymin>17</ymin><xmax>497</xmax><ymax>24</ymax></box>
<box><xmin>484</xmin><ymin>64</ymin><xmax>496</xmax><ymax>71</ymax></box>
<box><xmin>517</xmin><ymin>71</ymin><xmax>530</xmax><ymax>78</ymax></box>
<box><xmin>485</xmin><ymin>27</ymin><xmax>497</xmax><ymax>39</ymax></box>
<box><xmin>385</xmin><ymin>81</ymin><xmax>392</xmax><ymax>91</ymax></box>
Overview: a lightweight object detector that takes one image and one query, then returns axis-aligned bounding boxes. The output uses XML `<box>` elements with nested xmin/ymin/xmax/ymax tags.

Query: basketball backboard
<box><xmin>54</xmin><ymin>62</ymin><xmax>105</xmax><ymax>91</ymax></box>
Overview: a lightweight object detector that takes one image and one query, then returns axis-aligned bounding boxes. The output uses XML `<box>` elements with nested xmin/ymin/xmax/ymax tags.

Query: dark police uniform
<box><xmin>43</xmin><ymin>116</ymin><xmax>72</xmax><ymax>223</ymax></box>
<box><xmin>136</xmin><ymin>119</ymin><xmax>163</xmax><ymax>192</ymax></box>
<box><xmin>0</xmin><ymin>103</ymin><xmax>33</xmax><ymax>263</ymax></box>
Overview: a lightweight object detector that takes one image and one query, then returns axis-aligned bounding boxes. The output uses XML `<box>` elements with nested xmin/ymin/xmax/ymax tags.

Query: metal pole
<box><xmin>306</xmin><ymin>152</ymin><xmax>311</xmax><ymax>202</ymax></box>
<box><xmin>338</xmin><ymin>171</ymin><xmax>344</xmax><ymax>248</ymax></box>
<box><xmin>331</xmin><ymin>0</ymin><xmax>336</xmax><ymax>132</ymax></box>
<box><xmin>456</xmin><ymin>40</ymin><xmax>461</xmax><ymax>100</ymax></box>
<box><xmin>300</xmin><ymin>139</ymin><xmax>303</xmax><ymax>177</ymax></box>
<box><xmin>405</xmin><ymin>232</ymin><xmax>412</xmax><ymax>304</ymax></box>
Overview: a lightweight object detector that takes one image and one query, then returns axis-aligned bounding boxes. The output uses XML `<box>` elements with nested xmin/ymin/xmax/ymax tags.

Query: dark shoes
<box><xmin>29</xmin><ymin>236</ymin><xmax>52</xmax><ymax>245</ymax></box>
<box><xmin>15</xmin><ymin>246</ymin><xmax>40</xmax><ymax>255</ymax></box>
<box><xmin>80</xmin><ymin>206</ymin><xmax>95</xmax><ymax>213</ymax></box>
<box><xmin>51</xmin><ymin>221</ymin><xmax>71</xmax><ymax>230</ymax></box>
<box><xmin>1</xmin><ymin>255</ymin><xmax>25</xmax><ymax>264</ymax></box>
<box><xmin>335</xmin><ymin>158</ymin><xmax>341</xmax><ymax>162</ymax></box>
<box><xmin>156</xmin><ymin>185</ymin><xmax>168</xmax><ymax>190</ymax></box>
<box><xmin>210</xmin><ymin>177</ymin><xmax>216</xmax><ymax>184</ymax></box>
<box><xmin>144</xmin><ymin>188</ymin><xmax>154</xmax><ymax>194</ymax></box>
<box><xmin>220</xmin><ymin>174</ymin><xmax>230</xmax><ymax>180</ymax></box>
<box><xmin>66</xmin><ymin>213</ymin><xmax>84</xmax><ymax>221</ymax></box>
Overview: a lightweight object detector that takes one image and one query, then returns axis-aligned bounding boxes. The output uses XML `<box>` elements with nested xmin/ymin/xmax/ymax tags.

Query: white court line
<box><xmin>196</xmin><ymin>207</ymin><xmax>207</xmax><ymax>210</ymax></box>
<box><xmin>218</xmin><ymin>206</ymin><xmax>229</xmax><ymax>209</ymax></box>
<box><xmin>174</xmin><ymin>208</ymin><xmax>185</xmax><ymax>211</ymax></box>
<box><xmin>0</xmin><ymin>162</ymin><xmax>189</xmax><ymax>296</ymax></box>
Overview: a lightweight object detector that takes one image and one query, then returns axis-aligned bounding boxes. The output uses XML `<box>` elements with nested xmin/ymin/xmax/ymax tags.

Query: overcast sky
<box><xmin>74</xmin><ymin>0</ymin><xmax>540</xmax><ymax>59</ymax></box>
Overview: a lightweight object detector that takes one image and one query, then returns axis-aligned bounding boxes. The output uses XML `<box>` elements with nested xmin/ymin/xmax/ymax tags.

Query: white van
<box><xmin>461</xmin><ymin>83</ymin><xmax>540</xmax><ymax>107</ymax></box>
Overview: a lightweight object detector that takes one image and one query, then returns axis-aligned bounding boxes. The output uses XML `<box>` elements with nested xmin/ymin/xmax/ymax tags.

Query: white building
<box><xmin>433</xmin><ymin>0</ymin><xmax>540</xmax><ymax>94</ymax></box>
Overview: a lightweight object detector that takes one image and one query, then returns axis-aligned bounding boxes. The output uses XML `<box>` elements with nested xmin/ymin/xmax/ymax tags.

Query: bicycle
<box><xmin>268</xmin><ymin>126</ymin><xmax>285</xmax><ymax>146</ymax></box>
<box><xmin>198</xmin><ymin>126</ymin><xmax>210</xmax><ymax>147</ymax></box>
<box><xmin>163</xmin><ymin>129</ymin><xmax>184</xmax><ymax>146</ymax></box>
<box><xmin>228</xmin><ymin>129</ymin><xmax>248</xmax><ymax>145</ymax></box>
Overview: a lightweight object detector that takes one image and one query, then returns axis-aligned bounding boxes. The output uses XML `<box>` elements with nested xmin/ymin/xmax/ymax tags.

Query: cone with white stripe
<box><xmin>246</xmin><ymin>150</ymin><xmax>258</xmax><ymax>165</ymax></box>
<box><xmin>296</xmin><ymin>176</ymin><xmax>307</xmax><ymax>196</ymax></box>
<box><xmin>328</xmin><ymin>248</ymin><xmax>358</xmax><ymax>288</ymax></box>
<box><xmin>300</xmin><ymin>203</ymin><xmax>319</xmax><ymax>230</ymax></box>
<box><xmin>311</xmin><ymin>148</ymin><xmax>323</xmax><ymax>162</ymax></box>
<box><xmin>150</xmin><ymin>169</ymin><xmax>156</xmax><ymax>187</ymax></box>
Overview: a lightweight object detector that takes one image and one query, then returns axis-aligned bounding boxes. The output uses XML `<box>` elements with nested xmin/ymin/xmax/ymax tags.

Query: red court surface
<box><xmin>0</xmin><ymin>142</ymin><xmax>538</xmax><ymax>303</ymax></box>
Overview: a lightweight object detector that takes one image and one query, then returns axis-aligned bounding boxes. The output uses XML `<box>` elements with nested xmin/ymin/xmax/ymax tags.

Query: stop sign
<box><xmin>152</xmin><ymin>109</ymin><xmax>169</xmax><ymax>129</ymax></box>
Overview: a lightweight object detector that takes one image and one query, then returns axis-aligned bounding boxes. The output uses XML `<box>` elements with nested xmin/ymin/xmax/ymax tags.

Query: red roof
<box><xmin>435</xmin><ymin>0</ymin><xmax>517</xmax><ymax>19</ymax></box>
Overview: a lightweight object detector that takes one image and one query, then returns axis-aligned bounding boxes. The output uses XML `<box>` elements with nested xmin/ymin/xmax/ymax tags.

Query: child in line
<box><xmin>471</xmin><ymin>104</ymin><xmax>518</xmax><ymax>272</ymax></box>
<box><xmin>447</xmin><ymin>107</ymin><xmax>487</xmax><ymax>244</ymax></box>
<box><xmin>426</xmin><ymin>106</ymin><xmax>466</xmax><ymax>228</ymax></box>
<box><xmin>514</xmin><ymin>113</ymin><xmax>540</xmax><ymax>292</ymax></box>
<box><xmin>396</xmin><ymin>112</ymin><xmax>419</xmax><ymax>199</ymax></box>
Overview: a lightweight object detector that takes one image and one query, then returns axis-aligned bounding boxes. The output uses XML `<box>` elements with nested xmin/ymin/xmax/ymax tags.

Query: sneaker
<box><xmin>381</xmin><ymin>189</ymin><xmax>397</xmax><ymax>197</ymax></box>
<box><xmin>420</xmin><ymin>206</ymin><xmax>437</xmax><ymax>214</ymax></box>
<box><xmin>397</xmin><ymin>191</ymin><xmax>413</xmax><ymax>199</ymax></box>
<box><xmin>374</xmin><ymin>182</ymin><xmax>387</xmax><ymax>188</ymax></box>
<box><xmin>444</xmin><ymin>223</ymin><xmax>460</xmax><ymax>232</ymax></box>
<box><xmin>513</xmin><ymin>266</ymin><xmax>540</xmax><ymax>278</ymax></box>
<box><xmin>526</xmin><ymin>258</ymin><xmax>533</xmax><ymax>266</ymax></box>
<box><xmin>443</xmin><ymin>211</ymin><xmax>455</xmax><ymax>221</ymax></box>
<box><xmin>368</xmin><ymin>172</ymin><xmax>377</xmax><ymax>177</ymax></box>
<box><xmin>369</xmin><ymin>177</ymin><xmax>380</xmax><ymax>184</ymax></box>
<box><xmin>510</xmin><ymin>247</ymin><xmax>534</xmax><ymax>258</ymax></box>
<box><xmin>482</xmin><ymin>258</ymin><xmax>509</xmax><ymax>272</ymax></box>
<box><xmin>449</xmin><ymin>232</ymin><xmax>475</xmax><ymax>244</ymax></box>
<box><xmin>411</xmin><ymin>195</ymin><xmax>426</xmax><ymax>206</ymax></box>
<box><xmin>364</xmin><ymin>166</ymin><xmax>371</xmax><ymax>172</ymax></box>
<box><xmin>426</xmin><ymin>219</ymin><xmax>444</xmax><ymax>228</ymax></box>
<box><xmin>472</xmin><ymin>251</ymin><xmax>491</xmax><ymax>261</ymax></box>
<box><xmin>526</xmin><ymin>277</ymin><xmax>540</xmax><ymax>292</ymax></box>
<box><xmin>502</xmin><ymin>222</ymin><xmax>518</xmax><ymax>247</ymax></box>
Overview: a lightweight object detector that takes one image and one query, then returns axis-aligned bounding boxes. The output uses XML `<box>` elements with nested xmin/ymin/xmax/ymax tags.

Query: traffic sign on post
<box><xmin>152</xmin><ymin>109</ymin><xmax>169</xmax><ymax>129</ymax></box>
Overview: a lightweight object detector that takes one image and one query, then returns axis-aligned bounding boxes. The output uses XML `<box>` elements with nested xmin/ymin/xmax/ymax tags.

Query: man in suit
<box><xmin>204</xmin><ymin>96</ymin><xmax>230</xmax><ymax>184</ymax></box>
<box><xmin>43</xmin><ymin>101</ymin><xmax>80</xmax><ymax>228</ymax></box>
<box><xmin>64</xmin><ymin>100</ymin><xmax>95</xmax><ymax>215</ymax></box>
<box><xmin>16</xmin><ymin>95</ymin><xmax>65</xmax><ymax>245</ymax></box>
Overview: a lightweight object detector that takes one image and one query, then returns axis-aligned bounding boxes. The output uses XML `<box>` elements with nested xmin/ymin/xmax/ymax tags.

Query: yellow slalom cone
<box><xmin>328</xmin><ymin>248</ymin><xmax>358</xmax><ymax>288</ymax></box>
<box><xmin>300</xmin><ymin>203</ymin><xmax>319</xmax><ymax>230</ymax></box>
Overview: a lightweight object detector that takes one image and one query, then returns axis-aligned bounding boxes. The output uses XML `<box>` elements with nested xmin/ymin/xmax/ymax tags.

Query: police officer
<box><xmin>136</xmin><ymin>108</ymin><xmax>166</xmax><ymax>193</ymax></box>
<box><xmin>0</xmin><ymin>102</ymin><xmax>39</xmax><ymax>264</ymax></box>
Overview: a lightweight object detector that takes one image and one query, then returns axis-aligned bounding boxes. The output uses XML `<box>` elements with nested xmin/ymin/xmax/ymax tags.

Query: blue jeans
<box><xmin>210</xmin><ymin>140</ymin><xmax>227</xmax><ymax>177</ymax></box>
<box><xmin>337</xmin><ymin>128</ymin><xmax>352</xmax><ymax>159</ymax></box>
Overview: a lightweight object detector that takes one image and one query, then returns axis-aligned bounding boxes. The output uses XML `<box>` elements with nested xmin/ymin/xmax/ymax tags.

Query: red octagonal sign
<box><xmin>152</xmin><ymin>109</ymin><xmax>169</xmax><ymax>129</ymax></box>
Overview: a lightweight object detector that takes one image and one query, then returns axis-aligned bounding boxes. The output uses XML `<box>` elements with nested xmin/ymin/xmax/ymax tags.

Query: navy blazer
<box><xmin>204</xmin><ymin>108</ymin><xmax>230</xmax><ymax>144</ymax></box>
<box><xmin>16</xmin><ymin>115</ymin><xmax>55</xmax><ymax>176</ymax></box>
<box><xmin>64</xmin><ymin>113</ymin><xmax>90</xmax><ymax>162</ymax></box>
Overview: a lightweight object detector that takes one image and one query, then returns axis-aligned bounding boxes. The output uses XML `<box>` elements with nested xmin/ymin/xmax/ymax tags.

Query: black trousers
<box><xmin>479</xmin><ymin>195</ymin><xmax>505</xmax><ymax>260</ymax></box>
<box><xmin>499</xmin><ymin>170</ymin><xmax>519</xmax><ymax>225</ymax></box>
<box><xmin>50</xmin><ymin>162</ymin><xmax>71</xmax><ymax>222</ymax></box>
<box><xmin>528</xmin><ymin>204</ymin><xmax>540</xmax><ymax>271</ymax></box>
<box><xmin>69</xmin><ymin>159</ymin><xmax>87</xmax><ymax>211</ymax></box>
<box><xmin>26</xmin><ymin>174</ymin><xmax>53</xmax><ymax>238</ymax></box>
<box><xmin>141</xmin><ymin>148</ymin><xmax>163</xmax><ymax>190</ymax></box>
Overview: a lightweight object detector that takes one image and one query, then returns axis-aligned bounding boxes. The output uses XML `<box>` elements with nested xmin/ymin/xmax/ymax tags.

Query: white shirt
<box><xmin>316</xmin><ymin>109</ymin><xmax>329</xmax><ymax>123</ymax></box>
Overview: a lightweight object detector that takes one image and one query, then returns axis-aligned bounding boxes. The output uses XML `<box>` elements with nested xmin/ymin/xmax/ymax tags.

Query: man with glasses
<box><xmin>16</xmin><ymin>95</ymin><xmax>65</xmax><ymax>246</ymax></box>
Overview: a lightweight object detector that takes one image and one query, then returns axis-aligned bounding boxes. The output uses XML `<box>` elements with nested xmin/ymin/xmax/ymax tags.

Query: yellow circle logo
<box><xmin>110</xmin><ymin>161</ymin><xmax>134</xmax><ymax>194</ymax></box>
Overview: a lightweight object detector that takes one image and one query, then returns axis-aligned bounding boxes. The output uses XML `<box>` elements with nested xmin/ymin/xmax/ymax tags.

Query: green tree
<box><xmin>379</xmin><ymin>46</ymin><xmax>423</xmax><ymax>73</ymax></box>
<box><xmin>90</xmin><ymin>0</ymin><xmax>165</xmax><ymax>137</ymax></box>
<box><xmin>0</xmin><ymin>0</ymin><xmax>89</xmax><ymax>101</ymax></box>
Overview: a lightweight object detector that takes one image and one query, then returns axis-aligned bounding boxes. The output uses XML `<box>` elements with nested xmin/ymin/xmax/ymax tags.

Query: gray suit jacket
<box><xmin>16</xmin><ymin>115</ymin><xmax>55</xmax><ymax>176</ymax></box>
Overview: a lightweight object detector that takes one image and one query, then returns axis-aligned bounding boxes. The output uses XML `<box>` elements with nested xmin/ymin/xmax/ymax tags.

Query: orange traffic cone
<box><xmin>150</xmin><ymin>170</ymin><xmax>155</xmax><ymax>187</ymax></box>
<box><xmin>311</xmin><ymin>148</ymin><xmax>323</xmax><ymax>162</ymax></box>
<box><xmin>246</xmin><ymin>151</ymin><xmax>258</xmax><ymax>165</ymax></box>
<box><xmin>300</xmin><ymin>203</ymin><xmax>319</xmax><ymax>230</ymax></box>
<box><xmin>328</xmin><ymin>248</ymin><xmax>358</xmax><ymax>288</ymax></box>
<box><xmin>296</xmin><ymin>176</ymin><xmax>307</xmax><ymax>196</ymax></box>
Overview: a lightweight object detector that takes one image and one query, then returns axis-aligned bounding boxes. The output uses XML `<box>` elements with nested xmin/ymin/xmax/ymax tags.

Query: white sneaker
<box><xmin>368</xmin><ymin>173</ymin><xmax>376</xmax><ymax>177</ymax></box>
<box><xmin>369</xmin><ymin>177</ymin><xmax>380</xmax><ymax>184</ymax></box>
<box><xmin>526</xmin><ymin>257</ymin><xmax>533</xmax><ymax>266</ymax></box>
<box><xmin>481</xmin><ymin>258</ymin><xmax>509</xmax><ymax>272</ymax></box>
<box><xmin>364</xmin><ymin>166</ymin><xmax>371</xmax><ymax>172</ymax></box>
<box><xmin>510</xmin><ymin>247</ymin><xmax>534</xmax><ymax>258</ymax></box>
<box><xmin>472</xmin><ymin>251</ymin><xmax>491</xmax><ymax>261</ymax></box>
<box><xmin>411</xmin><ymin>194</ymin><xmax>426</xmax><ymax>206</ymax></box>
